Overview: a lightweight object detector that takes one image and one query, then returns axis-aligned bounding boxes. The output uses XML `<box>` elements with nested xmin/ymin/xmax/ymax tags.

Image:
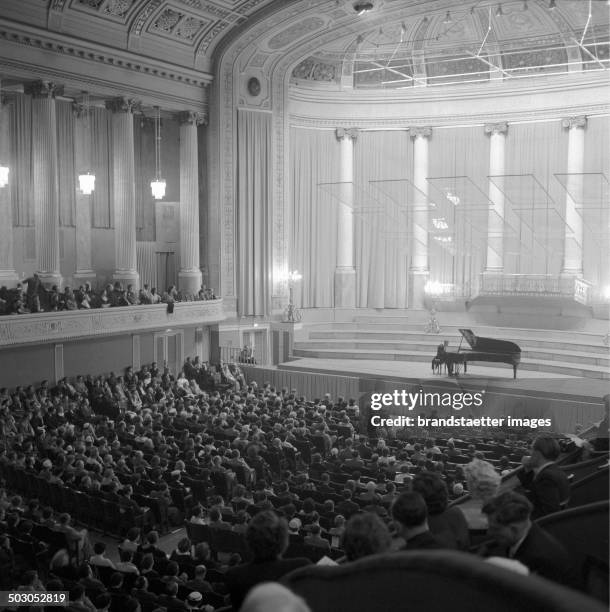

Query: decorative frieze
<box><xmin>0</xmin><ymin>301</ymin><xmax>225</xmax><ymax>347</ymax></box>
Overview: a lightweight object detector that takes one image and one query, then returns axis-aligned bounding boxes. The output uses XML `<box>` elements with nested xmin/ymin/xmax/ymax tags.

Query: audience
<box><xmin>0</xmin><ymin>358</ymin><xmax>600</xmax><ymax>611</ymax></box>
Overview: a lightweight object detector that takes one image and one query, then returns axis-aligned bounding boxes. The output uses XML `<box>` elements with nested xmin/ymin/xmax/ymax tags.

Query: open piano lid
<box><xmin>458</xmin><ymin>328</ymin><xmax>521</xmax><ymax>354</ymax></box>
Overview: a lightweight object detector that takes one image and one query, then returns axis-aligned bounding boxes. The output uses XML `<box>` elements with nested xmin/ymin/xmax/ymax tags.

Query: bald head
<box><xmin>240</xmin><ymin>583</ymin><xmax>310</xmax><ymax>612</ymax></box>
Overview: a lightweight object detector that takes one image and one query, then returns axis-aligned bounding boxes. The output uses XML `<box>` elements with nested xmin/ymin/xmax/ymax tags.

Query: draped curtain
<box><xmin>290</xmin><ymin>128</ymin><xmax>339</xmax><ymax>308</ymax></box>
<box><xmin>10</xmin><ymin>95</ymin><xmax>33</xmax><ymax>226</ymax></box>
<box><xmin>582</xmin><ymin>116</ymin><xmax>609</xmax><ymax>287</ymax></box>
<box><xmin>90</xmin><ymin>107</ymin><xmax>113</xmax><ymax>228</ymax></box>
<box><xmin>237</xmin><ymin>110</ymin><xmax>271</xmax><ymax>316</ymax></box>
<box><xmin>56</xmin><ymin>100</ymin><xmax>76</xmax><ymax>227</ymax></box>
<box><xmin>427</xmin><ymin>126</ymin><xmax>489</xmax><ymax>293</ymax></box>
<box><xmin>354</xmin><ymin>131</ymin><xmax>411</xmax><ymax>308</ymax></box>
<box><xmin>504</xmin><ymin>120</ymin><xmax>567</xmax><ymax>275</ymax></box>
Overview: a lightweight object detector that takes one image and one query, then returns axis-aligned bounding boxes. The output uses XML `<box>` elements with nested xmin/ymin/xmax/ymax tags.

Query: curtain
<box><xmin>56</xmin><ymin>100</ymin><xmax>75</xmax><ymax>227</ymax></box>
<box><xmin>582</xmin><ymin>116</ymin><xmax>609</xmax><ymax>287</ymax></box>
<box><xmin>504</xmin><ymin>121</ymin><xmax>567</xmax><ymax>275</ymax></box>
<box><xmin>237</xmin><ymin>110</ymin><xmax>271</xmax><ymax>316</ymax></box>
<box><xmin>428</xmin><ymin>126</ymin><xmax>489</xmax><ymax>293</ymax></box>
<box><xmin>136</xmin><ymin>241</ymin><xmax>156</xmax><ymax>288</ymax></box>
<box><xmin>354</xmin><ymin>130</ymin><xmax>411</xmax><ymax>308</ymax></box>
<box><xmin>90</xmin><ymin>107</ymin><xmax>113</xmax><ymax>228</ymax></box>
<box><xmin>10</xmin><ymin>95</ymin><xmax>33</xmax><ymax>226</ymax></box>
<box><xmin>290</xmin><ymin>128</ymin><xmax>339</xmax><ymax>308</ymax></box>
<box><xmin>135</xmin><ymin>118</ymin><xmax>156</xmax><ymax>239</ymax></box>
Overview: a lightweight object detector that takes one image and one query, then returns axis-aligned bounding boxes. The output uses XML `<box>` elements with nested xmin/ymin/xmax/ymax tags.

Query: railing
<box><xmin>479</xmin><ymin>274</ymin><xmax>576</xmax><ymax>298</ymax></box>
<box><xmin>0</xmin><ymin>300</ymin><xmax>225</xmax><ymax>347</ymax></box>
<box><xmin>220</xmin><ymin>345</ymin><xmax>263</xmax><ymax>365</ymax></box>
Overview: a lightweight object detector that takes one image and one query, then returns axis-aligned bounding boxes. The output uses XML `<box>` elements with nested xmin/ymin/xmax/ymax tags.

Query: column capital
<box><xmin>484</xmin><ymin>121</ymin><xmax>508</xmax><ymax>135</ymax></box>
<box><xmin>409</xmin><ymin>126</ymin><xmax>432</xmax><ymax>139</ymax></box>
<box><xmin>105</xmin><ymin>96</ymin><xmax>140</xmax><ymax>114</ymax></box>
<box><xmin>335</xmin><ymin>127</ymin><xmax>359</xmax><ymax>142</ymax></box>
<box><xmin>24</xmin><ymin>80</ymin><xmax>64</xmax><ymax>99</ymax></box>
<box><xmin>562</xmin><ymin>116</ymin><xmax>587</xmax><ymax>130</ymax></box>
<box><xmin>71</xmin><ymin>101</ymin><xmax>88</xmax><ymax>119</ymax></box>
<box><xmin>179</xmin><ymin>111</ymin><xmax>208</xmax><ymax>127</ymax></box>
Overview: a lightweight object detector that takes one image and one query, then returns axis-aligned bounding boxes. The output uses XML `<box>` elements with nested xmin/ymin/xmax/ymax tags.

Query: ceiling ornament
<box><xmin>268</xmin><ymin>17</ymin><xmax>325</xmax><ymax>50</ymax></box>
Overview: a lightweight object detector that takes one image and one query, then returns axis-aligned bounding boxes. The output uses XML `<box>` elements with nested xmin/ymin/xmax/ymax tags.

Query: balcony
<box><xmin>0</xmin><ymin>300</ymin><xmax>225</xmax><ymax>348</ymax></box>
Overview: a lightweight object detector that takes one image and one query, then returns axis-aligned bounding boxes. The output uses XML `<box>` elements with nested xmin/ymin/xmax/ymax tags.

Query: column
<box><xmin>334</xmin><ymin>127</ymin><xmax>358</xmax><ymax>308</ymax></box>
<box><xmin>25</xmin><ymin>80</ymin><xmax>63</xmax><ymax>288</ymax></box>
<box><xmin>409</xmin><ymin>126</ymin><xmax>432</xmax><ymax>309</ymax></box>
<box><xmin>178</xmin><ymin>111</ymin><xmax>205</xmax><ymax>296</ymax></box>
<box><xmin>72</xmin><ymin>101</ymin><xmax>96</xmax><ymax>286</ymax></box>
<box><xmin>484</xmin><ymin>122</ymin><xmax>508</xmax><ymax>273</ymax></box>
<box><xmin>561</xmin><ymin>116</ymin><xmax>586</xmax><ymax>277</ymax></box>
<box><xmin>0</xmin><ymin>97</ymin><xmax>17</xmax><ymax>285</ymax></box>
<box><xmin>105</xmin><ymin>97</ymin><xmax>139</xmax><ymax>289</ymax></box>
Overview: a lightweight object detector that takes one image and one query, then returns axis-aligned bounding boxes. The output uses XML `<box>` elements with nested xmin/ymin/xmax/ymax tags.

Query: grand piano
<box><xmin>442</xmin><ymin>329</ymin><xmax>521</xmax><ymax>379</ymax></box>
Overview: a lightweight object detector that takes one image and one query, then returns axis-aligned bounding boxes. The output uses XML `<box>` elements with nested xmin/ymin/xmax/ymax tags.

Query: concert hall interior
<box><xmin>0</xmin><ymin>1</ymin><xmax>608</xmax><ymax>611</ymax></box>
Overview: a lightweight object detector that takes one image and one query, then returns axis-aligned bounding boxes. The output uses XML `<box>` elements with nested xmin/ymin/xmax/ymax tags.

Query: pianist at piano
<box><xmin>440</xmin><ymin>330</ymin><xmax>522</xmax><ymax>379</ymax></box>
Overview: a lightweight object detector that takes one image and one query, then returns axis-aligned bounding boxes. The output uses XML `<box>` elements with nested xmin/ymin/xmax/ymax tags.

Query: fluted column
<box><xmin>409</xmin><ymin>126</ymin><xmax>432</xmax><ymax>308</ymax></box>
<box><xmin>72</xmin><ymin>101</ymin><xmax>96</xmax><ymax>285</ymax></box>
<box><xmin>0</xmin><ymin>97</ymin><xmax>17</xmax><ymax>285</ymax></box>
<box><xmin>106</xmin><ymin>97</ymin><xmax>139</xmax><ymax>288</ymax></box>
<box><xmin>26</xmin><ymin>81</ymin><xmax>63</xmax><ymax>288</ymax></box>
<box><xmin>178</xmin><ymin>111</ymin><xmax>205</xmax><ymax>296</ymax></box>
<box><xmin>561</xmin><ymin>116</ymin><xmax>586</xmax><ymax>277</ymax></box>
<box><xmin>334</xmin><ymin>127</ymin><xmax>358</xmax><ymax>308</ymax></box>
<box><xmin>484</xmin><ymin>122</ymin><xmax>508</xmax><ymax>272</ymax></box>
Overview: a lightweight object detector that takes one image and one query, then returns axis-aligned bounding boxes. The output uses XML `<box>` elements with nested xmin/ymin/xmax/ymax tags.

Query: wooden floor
<box><xmin>279</xmin><ymin>357</ymin><xmax>610</xmax><ymax>404</ymax></box>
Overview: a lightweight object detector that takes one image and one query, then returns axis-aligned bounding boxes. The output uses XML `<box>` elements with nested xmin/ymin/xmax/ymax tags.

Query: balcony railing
<box><xmin>0</xmin><ymin>300</ymin><xmax>225</xmax><ymax>347</ymax></box>
<box><xmin>478</xmin><ymin>274</ymin><xmax>593</xmax><ymax>302</ymax></box>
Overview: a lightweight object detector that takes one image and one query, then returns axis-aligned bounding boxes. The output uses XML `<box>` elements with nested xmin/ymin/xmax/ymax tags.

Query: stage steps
<box><xmin>293</xmin><ymin>318</ymin><xmax>610</xmax><ymax>380</ymax></box>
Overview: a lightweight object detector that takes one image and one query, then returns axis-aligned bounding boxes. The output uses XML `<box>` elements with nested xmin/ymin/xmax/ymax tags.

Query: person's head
<box><xmin>342</xmin><ymin>512</ymin><xmax>391</xmax><ymax>562</ymax></box>
<box><xmin>412</xmin><ymin>471</ymin><xmax>448</xmax><ymax>515</ymax></box>
<box><xmin>240</xmin><ymin>583</ymin><xmax>311</xmax><ymax>612</ymax></box>
<box><xmin>482</xmin><ymin>491</ymin><xmax>533</xmax><ymax>548</ymax></box>
<box><xmin>463</xmin><ymin>459</ymin><xmax>501</xmax><ymax>502</ymax></box>
<box><xmin>530</xmin><ymin>436</ymin><xmax>561</xmax><ymax>467</ymax></box>
<box><xmin>140</xmin><ymin>554</ymin><xmax>154</xmax><ymax>572</ymax></box>
<box><xmin>166</xmin><ymin>582</ymin><xmax>179</xmax><ymax>597</ymax></box>
<box><xmin>194</xmin><ymin>564</ymin><xmax>207</xmax><ymax>579</ymax></box>
<box><xmin>245</xmin><ymin>510</ymin><xmax>289</xmax><ymax>561</ymax></box>
<box><xmin>93</xmin><ymin>542</ymin><xmax>106</xmax><ymax>556</ymax></box>
<box><xmin>194</xmin><ymin>542</ymin><xmax>211</xmax><ymax>561</ymax></box>
<box><xmin>95</xmin><ymin>593</ymin><xmax>112</xmax><ymax>612</ymax></box>
<box><xmin>69</xmin><ymin>584</ymin><xmax>85</xmax><ymax>602</ymax></box>
<box><xmin>126</xmin><ymin>527</ymin><xmax>140</xmax><ymax>543</ymax></box>
<box><xmin>119</xmin><ymin>549</ymin><xmax>133</xmax><ymax>563</ymax></box>
<box><xmin>177</xmin><ymin>537</ymin><xmax>191</xmax><ymax>554</ymax></box>
<box><xmin>392</xmin><ymin>491</ymin><xmax>428</xmax><ymax>531</ymax></box>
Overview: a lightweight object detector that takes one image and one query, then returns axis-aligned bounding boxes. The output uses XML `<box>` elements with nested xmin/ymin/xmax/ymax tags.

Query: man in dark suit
<box><xmin>391</xmin><ymin>491</ymin><xmax>443</xmax><ymax>550</ymax></box>
<box><xmin>225</xmin><ymin>510</ymin><xmax>310</xmax><ymax>610</ymax></box>
<box><xmin>517</xmin><ymin>436</ymin><xmax>570</xmax><ymax>518</ymax></box>
<box><xmin>481</xmin><ymin>491</ymin><xmax>577</xmax><ymax>587</ymax></box>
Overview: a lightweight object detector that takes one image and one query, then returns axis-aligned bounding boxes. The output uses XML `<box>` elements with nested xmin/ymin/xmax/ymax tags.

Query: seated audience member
<box><xmin>225</xmin><ymin>510</ymin><xmax>311</xmax><ymax>609</ymax></box>
<box><xmin>115</xmin><ymin>549</ymin><xmax>139</xmax><ymax>574</ymax></box>
<box><xmin>340</xmin><ymin>512</ymin><xmax>391</xmax><ymax>563</ymax></box>
<box><xmin>391</xmin><ymin>491</ymin><xmax>443</xmax><ymax>550</ymax></box>
<box><xmin>516</xmin><ymin>436</ymin><xmax>571</xmax><ymax>518</ymax></box>
<box><xmin>240</xmin><ymin>583</ymin><xmax>311</xmax><ymax>612</ymax></box>
<box><xmin>303</xmin><ymin>524</ymin><xmax>330</xmax><ymax>552</ymax></box>
<box><xmin>89</xmin><ymin>542</ymin><xmax>116</xmax><ymax>570</ymax></box>
<box><xmin>184</xmin><ymin>565</ymin><xmax>213</xmax><ymax>594</ymax></box>
<box><xmin>464</xmin><ymin>459</ymin><xmax>501</xmax><ymax>504</ymax></box>
<box><xmin>481</xmin><ymin>491</ymin><xmax>577</xmax><ymax>587</ymax></box>
<box><xmin>412</xmin><ymin>471</ymin><xmax>470</xmax><ymax>551</ymax></box>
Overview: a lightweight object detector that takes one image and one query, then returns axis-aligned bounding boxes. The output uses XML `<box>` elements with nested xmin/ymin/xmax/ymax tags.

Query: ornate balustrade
<box><xmin>0</xmin><ymin>300</ymin><xmax>225</xmax><ymax>347</ymax></box>
<box><xmin>479</xmin><ymin>274</ymin><xmax>580</xmax><ymax>299</ymax></box>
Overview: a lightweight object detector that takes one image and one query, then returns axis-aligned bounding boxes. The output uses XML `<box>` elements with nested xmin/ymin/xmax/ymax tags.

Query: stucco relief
<box><xmin>0</xmin><ymin>301</ymin><xmax>225</xmax><ymax>347</ymax></box>
<box><xmin>267</xmin><ymin>17</ymin><xmax>325</xmax><ymax>50</ymax></box>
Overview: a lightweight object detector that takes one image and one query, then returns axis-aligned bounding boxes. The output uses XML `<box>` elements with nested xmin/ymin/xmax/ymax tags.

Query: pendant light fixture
<box><xmin>150</xmin><ymin>105</ymin><xmax>166</xmax><ymax>199</ymax></box>
<box><xmin>78</xmin><ymin>91</ymin><xmax>95</xmax><ymax>195</ymax></box>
